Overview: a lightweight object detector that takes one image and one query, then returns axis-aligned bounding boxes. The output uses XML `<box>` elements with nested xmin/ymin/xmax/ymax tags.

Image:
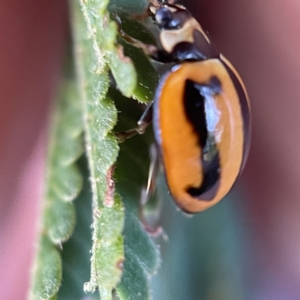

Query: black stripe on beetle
<box><xmin>183</xmin><ymin>78</ymin><xmax>222</xmax><ymax>200</ymax></box>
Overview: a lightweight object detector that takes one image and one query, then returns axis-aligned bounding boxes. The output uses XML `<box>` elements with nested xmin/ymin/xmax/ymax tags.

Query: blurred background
<box><xmin>1</xmin><ymin>0</ymin><xmax>300</xmax><ymax>299</ymax></box>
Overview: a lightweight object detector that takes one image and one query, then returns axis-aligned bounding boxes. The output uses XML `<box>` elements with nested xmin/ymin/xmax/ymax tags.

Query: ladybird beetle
<box><xmin>118</xmin><ymin>0</ymin><xmax>251</xmax><ymax>213</ymax></box>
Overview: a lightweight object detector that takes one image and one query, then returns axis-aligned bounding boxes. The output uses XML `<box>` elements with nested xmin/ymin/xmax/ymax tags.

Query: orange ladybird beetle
<box><xmin>118</xmin><ymin>0</ymin><xmax>251</xmax><ymax>213</ymax></box>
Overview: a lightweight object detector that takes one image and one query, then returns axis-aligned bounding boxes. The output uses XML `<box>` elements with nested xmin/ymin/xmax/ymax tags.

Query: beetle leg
<box><xmin>113</xmin><ymin>13</ymin><xmax>159</xmax><ymax>56</ymax></box>
<box><xmin>113</xmin><ymin>13</ymin><xmax>174</xmax><ymax>63</ymax></box>
<box><xmin>142</xmin><ymin>144</ymin><xmax>160</xmax><ymax>205</ymax></box>
<box><xmin>116</xmin><ymin>103</ymin><xmax>153</xmax><ymax>143</ymax></box>
<box><xmin>139</xmin><ymin>144</ymin><xmax>163</xmax><ymax>236</ymax></box>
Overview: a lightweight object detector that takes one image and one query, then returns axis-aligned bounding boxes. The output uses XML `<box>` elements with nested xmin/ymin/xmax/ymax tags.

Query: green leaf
<box><xmin>116</xmin><ymin>247</ymin><xmax>150</xmax><ymax>300</ymax></box>
<box><xmin>71</xmin><ymin>0</ymin><xmax>125</xmax><ymax>298</ymax></box>
<box><xmin>79</xmin><ymin>0</ymin><xmax>137</xmax><ymax>98</ymax></box>
<box><xmin>29</xmin><ymin>236</ymin><xmax>62</xmax><ymax>300</ymax></box>
<box><xmin>31</xmin><ymin>0</ymin><xmax>160</xmax><ymax>298</ymax></box>
<box><xmin>71</xmin><ymin>0</ymin><xmax>161</xmax><ymax>296</ymax></box>
<box><xmin>29</xmin><ymin>79</ymin><xmax>83</xmax><ymax>299</ymax></box>
<box><xmin>122</xmin><ymin>43</ymin><xmax>158</xmax><ymax>103</ymax></box>
<box><xmin>108</xmin><ymin>0</ymin><xmax>148</xmax><ymax>14</ymax></box>
<box><xmin>57</xmin><ymin>156</ymin><xmax>99</xmax><ymax>300</ymax></box>
<box><xmin>122</xmin><ymin>213</ymin><xmax>159</xmax><ymax>274</ymax></box>
<box><xmin>111</xmin><ymin>90</ymin><xmax>160</xmax><ymax>300</ymax></box>
<box><xmin>111</xmin><ymin>13</ymin><xmax>159</xmax><ymax>102</ymax></box>
<box><xmin>116</xmin><ymin>212</ymin><xmax>160</xmax><ymax>300</ymax></box>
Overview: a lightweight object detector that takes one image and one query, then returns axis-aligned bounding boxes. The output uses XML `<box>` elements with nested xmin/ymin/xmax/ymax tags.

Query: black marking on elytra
<box><xmin>183</xmin><ymin>78</ymin><xmax>221</xmax><ymax>201</ymax></box>
<box><xmin>208</xmin><ymin>76</ymin><xmax>222</xmax><ymax>94</ymax></box>
<box><xmin>187</xmin><ymin>150</ymin><xmax>220</xmax><ymax>200</ymax></box>
<box><xmin>194</xmin><ymin>76</ymin><xmax>222</xmax><ymax>94</ymax></box>
<box><xmin>184</xmin><ymin>80</ymin><xmax>208</xmax><ymax>148</ymax></box>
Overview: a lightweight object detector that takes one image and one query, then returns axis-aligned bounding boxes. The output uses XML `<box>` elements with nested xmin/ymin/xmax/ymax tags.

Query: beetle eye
<box><xmin>155</xmin><ymin>7</ymin><xmax>173</xmax><ymax>28</ymax></box>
